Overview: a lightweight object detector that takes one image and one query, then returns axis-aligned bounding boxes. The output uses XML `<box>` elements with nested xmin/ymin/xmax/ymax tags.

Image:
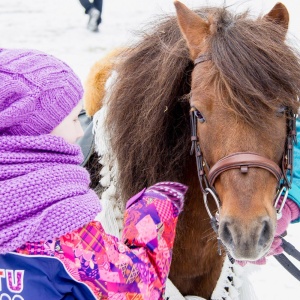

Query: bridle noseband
<box><xmin>190</xmin><ymin>54</ymin><xmax>297</xmax><ymax>224</ymax></box>
<box><xmin>208</xmin><ymin>152</ymin><xmax>282</xmax><ymax>186</ymax></box>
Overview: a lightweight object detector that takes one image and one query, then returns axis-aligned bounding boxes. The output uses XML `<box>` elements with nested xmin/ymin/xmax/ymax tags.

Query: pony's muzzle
<box><xmin>219</xmin><ymin>216</ymin><xmax>274</xmax><ymax>260</ymax></box>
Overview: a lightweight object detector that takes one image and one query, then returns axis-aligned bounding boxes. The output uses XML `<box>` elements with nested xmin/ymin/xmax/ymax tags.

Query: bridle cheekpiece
<box><xmin>190</xmin><ymin>54</ymin><xmax>297</xmax><ymax>225</ymax></box>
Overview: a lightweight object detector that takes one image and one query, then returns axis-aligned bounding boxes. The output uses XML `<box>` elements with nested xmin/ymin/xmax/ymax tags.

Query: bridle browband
<box><xmin>191</xmin><ymin>54</ymin><xmax>300</xmax><ymax>279</ymax></box>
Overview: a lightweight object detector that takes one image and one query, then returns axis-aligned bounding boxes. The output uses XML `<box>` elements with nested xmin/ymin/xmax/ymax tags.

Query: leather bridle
<box><xmin>190</xmin><ymin>54</ymin><xmax>298</xmax><ymax>223</ymax></box>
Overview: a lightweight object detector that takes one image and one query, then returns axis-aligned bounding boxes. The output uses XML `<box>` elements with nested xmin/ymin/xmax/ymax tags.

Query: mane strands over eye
<box><xmin>205</xmin><ymin>7</ymin><xmax>300</xmax><ymax>128</ymax></box>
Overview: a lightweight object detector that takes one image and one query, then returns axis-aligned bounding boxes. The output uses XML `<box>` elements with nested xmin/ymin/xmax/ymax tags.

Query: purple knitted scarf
<box><xmin>0</xmin><ymin>135</ymin><xmax>101</xmax><ymax>254</ymax></box>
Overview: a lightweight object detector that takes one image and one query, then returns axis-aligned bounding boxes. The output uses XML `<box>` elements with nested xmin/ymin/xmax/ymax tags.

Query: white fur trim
<box><xmin>93</xmin><ymin>70</ymin><xmax>124</xmax><ymax>238</ymax></box>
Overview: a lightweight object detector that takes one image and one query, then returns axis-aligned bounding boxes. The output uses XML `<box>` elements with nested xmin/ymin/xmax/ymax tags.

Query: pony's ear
<box><xmin>263</xmin><ymin>2</ymin><xmax>289</xmax><ymax>34</ymax></box>
<box><xmin>174</xmin><ymin>1</ymin><xmax>210</xmax><ymax>60</ymax></box>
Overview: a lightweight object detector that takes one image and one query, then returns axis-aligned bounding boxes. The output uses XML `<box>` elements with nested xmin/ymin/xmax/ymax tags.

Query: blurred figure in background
<box><xmin>79</xmin><ymin>0</ymin><xmax>102</xmax><ymax>32</ymax></box>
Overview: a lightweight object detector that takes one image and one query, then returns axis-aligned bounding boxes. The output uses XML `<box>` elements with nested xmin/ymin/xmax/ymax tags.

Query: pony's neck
<box><xmin>169</xmin><ymin>155</ymin><xmax>225</xmax><ymax>298</ymax></box>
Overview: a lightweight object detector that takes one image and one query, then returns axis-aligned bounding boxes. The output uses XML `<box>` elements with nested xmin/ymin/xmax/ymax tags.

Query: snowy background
<box><xmin>0</xmin><ymin>0</ymin><xmax>299</xmax><ymax>299</ymax></box>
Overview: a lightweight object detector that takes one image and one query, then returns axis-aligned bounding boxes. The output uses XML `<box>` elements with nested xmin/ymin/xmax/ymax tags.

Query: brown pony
<box><xmin>86</xmin><ymin>2</ymin><xmax>300</xmax><ymax>298</ymax></box>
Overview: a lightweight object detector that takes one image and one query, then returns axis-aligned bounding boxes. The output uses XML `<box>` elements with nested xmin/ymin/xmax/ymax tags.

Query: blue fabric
<box><xmin>0</xmin><ymin>253</ymin><xmax>96</xmax><ymax>300</ymax></box>
<box><xmin>287</xmin><ymin>117</ymin><xmax>300</xmax><ymax>223</ymax></box>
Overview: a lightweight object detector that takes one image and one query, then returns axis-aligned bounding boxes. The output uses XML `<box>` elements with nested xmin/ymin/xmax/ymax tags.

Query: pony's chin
<box><xmin>227</xmin><ymin>244</ymin><xmax>272</xmax><ymax>261</ymax></box>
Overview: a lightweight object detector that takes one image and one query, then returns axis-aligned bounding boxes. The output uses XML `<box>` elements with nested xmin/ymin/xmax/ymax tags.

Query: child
<box><xmin>0</xmin><ymin>48</ymin><xmax>187</xmax><ymax>299</ymax></box>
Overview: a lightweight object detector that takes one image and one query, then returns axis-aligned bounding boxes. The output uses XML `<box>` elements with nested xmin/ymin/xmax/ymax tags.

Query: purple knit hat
<box><xmin>0</xmin><ymin>48</ymin><xmax>83</xmax><ymax>135</ymax></box>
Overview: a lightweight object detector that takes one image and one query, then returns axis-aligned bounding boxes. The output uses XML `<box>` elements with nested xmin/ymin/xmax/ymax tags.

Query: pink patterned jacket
<box><xmin>0</xmin><ymin>182</ymin><xmax>187</xmax><ymax>300</ymax></box>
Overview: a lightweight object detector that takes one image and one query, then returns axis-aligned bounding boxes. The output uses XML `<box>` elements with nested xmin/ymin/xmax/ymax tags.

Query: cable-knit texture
<box><xmin>126</xmin><ymin>182</ymin><xmax>187</xmax><ymax>215</ymax></box>
<box><xmin>0</xmin><ymin>134</ymin><xmax>102</xmax><ymax>254</ymax></box>
<box><xmin>0</xmin><ymin>48</ymin><xmax>83</xmax><ymax>136</ymax></box>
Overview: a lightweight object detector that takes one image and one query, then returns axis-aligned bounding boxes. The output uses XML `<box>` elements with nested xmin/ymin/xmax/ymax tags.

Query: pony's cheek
<box><xmin>197</xmin><ymin>128</ymin><xmax>215</xmax><ymax>164</ymax></box>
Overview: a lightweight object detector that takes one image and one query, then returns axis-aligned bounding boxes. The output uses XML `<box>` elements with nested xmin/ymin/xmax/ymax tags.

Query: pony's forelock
<box><xmin>207</xmin><ymin>8</ymin><xmax>300</xmax><ymax>126</ymax></box>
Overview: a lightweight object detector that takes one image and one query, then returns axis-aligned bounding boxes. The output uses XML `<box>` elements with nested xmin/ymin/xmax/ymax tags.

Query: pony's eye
<box><xmin>194</xmin><ymin>110</ymin><xmax>205</xmax><ymax>123</ymax></box>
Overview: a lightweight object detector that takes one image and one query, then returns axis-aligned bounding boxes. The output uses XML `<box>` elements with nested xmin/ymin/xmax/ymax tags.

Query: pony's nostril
<box><xmin>221</xmin><ymin>222</ymin><xmax>233</xmax><ymax>245</ymax></box>
<box><xmin>258</xmin><ymin>220</ymin><xmax>272</xmax><ymax>246</ymax></box>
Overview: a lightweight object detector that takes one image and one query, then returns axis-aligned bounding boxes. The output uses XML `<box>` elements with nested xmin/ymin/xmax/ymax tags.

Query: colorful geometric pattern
<box><xmin>14</xmin><ymin>182</ymin><xmax>187</xmax><ymax>299</ymax></box>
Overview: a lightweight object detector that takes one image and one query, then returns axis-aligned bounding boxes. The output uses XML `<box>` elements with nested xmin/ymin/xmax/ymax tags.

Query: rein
<box><xmin>190</xmin><ymin>54</ymin><xmax>300</xmax><ymax>279</ymax></box>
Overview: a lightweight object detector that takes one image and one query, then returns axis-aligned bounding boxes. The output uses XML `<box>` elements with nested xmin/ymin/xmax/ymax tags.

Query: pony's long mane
<box><xmin>105</xmin><ymin>6</ymin><xmax>300</xmax><ymax>201</ymax></box>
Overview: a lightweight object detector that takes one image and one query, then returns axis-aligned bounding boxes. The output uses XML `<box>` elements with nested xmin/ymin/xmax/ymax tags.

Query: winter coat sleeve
<box><xmin>122</xmin><ymin>182</ymin><xmax>187</xmax><ymax>295</ymax></box>
<box><xmin>13</xmin><ymin>181</ymin><xmax>187</xmax><ymax>300</ymax></box>
<box><xmin>287</xmin><ymin>117</ymin><xmax>300</xmax><ymax>223</ymax></box>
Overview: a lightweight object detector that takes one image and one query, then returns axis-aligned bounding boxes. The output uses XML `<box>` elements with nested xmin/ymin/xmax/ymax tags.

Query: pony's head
<box><xmin>175</xmin><ymin>1</ymin><xmax>300</xmax><ymax>261</ymax></box>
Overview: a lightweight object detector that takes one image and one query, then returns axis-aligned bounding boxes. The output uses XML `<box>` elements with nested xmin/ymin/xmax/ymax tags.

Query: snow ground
<box><xmin>0</xmin><ymin>0</ymin><xmax>299</xmax><ymax>299</ymax></box>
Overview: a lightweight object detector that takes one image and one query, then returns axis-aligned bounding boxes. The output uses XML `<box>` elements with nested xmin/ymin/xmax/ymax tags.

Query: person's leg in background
<box><xmin>78</xmin><ymin>0</ymin><xmax>102</xmax><ymax>32</ymax></box>
<box><xmin>94</xmin><ymin>0</ymin><xmax>103</xmax><ymax>25</ymax></box>
<box><xmin>78</xmin><ymin>0</ymin><xmax>93</xmax><ymax>13</ymax></box>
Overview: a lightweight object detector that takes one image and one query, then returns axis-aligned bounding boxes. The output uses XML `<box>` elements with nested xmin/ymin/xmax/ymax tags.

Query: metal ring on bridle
<box><xmin>274</xmin><ymin>186</ymin><xmax>289</xmax><ymax>220</ymax></box>
<box><xmin>203</xmin><ymin>188</ymin><xmax>221</xmax><ymax>219</ymax></box>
